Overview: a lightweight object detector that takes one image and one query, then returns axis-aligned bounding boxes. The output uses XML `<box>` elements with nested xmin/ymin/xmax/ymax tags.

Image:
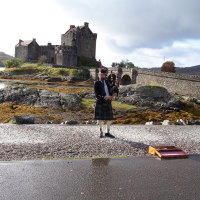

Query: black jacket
<box><xmin>94</xmin><ymin>80</ymin><xmax>112</xmax><ymax>104</ymax></box>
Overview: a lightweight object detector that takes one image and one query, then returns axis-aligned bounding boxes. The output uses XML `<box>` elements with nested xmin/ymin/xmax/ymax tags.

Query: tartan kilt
<box><xmin>94</xmin><ymin>100</ymin><xmax>114</xmax><ymax>120</ymax></box>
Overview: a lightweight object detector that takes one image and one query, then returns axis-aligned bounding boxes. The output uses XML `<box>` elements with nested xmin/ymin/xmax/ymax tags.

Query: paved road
<box><xmin>0</xmin><ymin>156</ymin><xmax>200</xmax><ymax>200</ymax></box>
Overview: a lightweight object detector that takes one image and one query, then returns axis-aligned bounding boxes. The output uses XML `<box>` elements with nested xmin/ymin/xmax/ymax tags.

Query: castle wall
<box><xmin>40</xmin><ymin>44</ymin><xmax>56</xmax><ymax>63</ymax></box>
<box><xmin>15</xmin><ymin>46</ymin><xmax>28</xmax><ymax>62</ymax></box>
<box><xmin>27</xmin><ymin>41</ymin><xmax>40</xmax><ymax>62</ymax></box>
<box><xmin>136</xmin><ymin>69</ymin><xmax>200</xmax><ymax>98</ymax></box>
<box><xmin>55</xmin><ymin>46</ymin><xmax>77</xmax><ymax>67</ymax></box>
<box><xmin>78</xmin><ymin>37</ymin><xmax>96</xmax><ymax>59</ymax></box>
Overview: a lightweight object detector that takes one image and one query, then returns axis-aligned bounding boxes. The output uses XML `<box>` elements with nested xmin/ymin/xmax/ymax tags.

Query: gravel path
<box><xmin>0</xmin><ymin>124</ymin><xmax>199</xmax><ymax>161</ymax></box>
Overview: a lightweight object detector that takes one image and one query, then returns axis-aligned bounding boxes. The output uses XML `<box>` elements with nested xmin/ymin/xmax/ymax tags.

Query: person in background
<box><xmin>94</xmin><ymin>69</ymin><xmax>118</xmax><ymax>138</ymax></box>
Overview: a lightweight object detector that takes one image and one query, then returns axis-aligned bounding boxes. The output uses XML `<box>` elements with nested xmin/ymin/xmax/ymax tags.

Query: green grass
<box><xmin>82</xmin><ymin>98</ymin><xmax>136</xmax><ymax>109</ymax></box>
<box><xmin>1</xmin><ymin>63</ymin><xmax>84</xmax><ymax>77</ymax></box>
<box><xmin>148</xmin><ymin>83</ymin><xmax>165</xmax><ymax>88</ymax></box>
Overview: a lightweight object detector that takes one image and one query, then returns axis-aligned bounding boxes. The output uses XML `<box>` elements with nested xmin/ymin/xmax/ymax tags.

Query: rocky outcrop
<box><xmin>117</xmin><ymin>85</ymin><xmax>185</xmax><ymax>110</ymax></box>
<box><xmin>0</xmin><ymin>85</ymin><xmax>81</xmax><ymax>109</ymax></box>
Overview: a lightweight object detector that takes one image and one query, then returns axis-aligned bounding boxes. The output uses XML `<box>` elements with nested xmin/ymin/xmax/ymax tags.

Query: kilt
<box><xmin>94</xmin><ymin>100</ymin><xmax>113</xmax><ymax>120</ymax></box>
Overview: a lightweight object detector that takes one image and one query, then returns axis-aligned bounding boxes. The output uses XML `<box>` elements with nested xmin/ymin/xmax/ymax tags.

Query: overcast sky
<box><xmin>1</xmin><ymin>0</ymin><xmax>200</xmax><ymax>68</ymax></box>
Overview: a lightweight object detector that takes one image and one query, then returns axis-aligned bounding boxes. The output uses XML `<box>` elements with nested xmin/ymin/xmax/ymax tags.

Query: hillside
<box><xmin>142</xmin><ymin>65</ymin><xmax>200</xmax><ymax>75</ymax></box>
<box><xmin>0</xmin><ymin>51</ymin><xmax>13</xmax><ymax>61</ymax></box>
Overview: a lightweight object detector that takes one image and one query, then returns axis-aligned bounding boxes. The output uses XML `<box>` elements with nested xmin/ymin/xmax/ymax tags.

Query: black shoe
<box><xmin>105</xmin><ymin>133</ymin><xmax>115</xmax><ymax>138</ymax></box>
<box><xmin>100</xmin><ymin>132</ymin><xmax>104</xmax><ymax>138</ymax></box>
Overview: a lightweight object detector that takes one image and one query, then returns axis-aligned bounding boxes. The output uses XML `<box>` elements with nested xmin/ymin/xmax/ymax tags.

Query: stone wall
<box><xmin>136</xmin><ymin>69</ymin><xmax>200</xmax><ymax>98</ymax></box>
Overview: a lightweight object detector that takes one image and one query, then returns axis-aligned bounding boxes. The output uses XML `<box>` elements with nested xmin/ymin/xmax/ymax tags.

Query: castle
<box><xmin>15</xmin><ymin>22</ymin><xmax>97</xmax><ymax>67</ymax></box>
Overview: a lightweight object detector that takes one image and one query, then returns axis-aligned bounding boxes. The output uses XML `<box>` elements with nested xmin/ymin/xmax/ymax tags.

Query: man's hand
<box><xmin>104</xmin><ymin>96</ymin><xmax>113</xmax><ymax>100</ymax></box>
<box><xmin>111</xmin><ymin>93</ymin><xmax>117</xmax><ymax>100</ymax></box>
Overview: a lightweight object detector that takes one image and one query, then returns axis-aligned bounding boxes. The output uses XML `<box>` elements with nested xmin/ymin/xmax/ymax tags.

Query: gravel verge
<box><xmin>0</xmin><ymin>125</ymin><xmax>199</xmax><ymax>161</ymax></box>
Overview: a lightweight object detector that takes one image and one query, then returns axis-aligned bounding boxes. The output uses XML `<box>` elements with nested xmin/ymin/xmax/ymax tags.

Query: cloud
<box><xmin>57</xmin><ymin>0</ymin><xmax>200</xmax><ymax>51</ymax></box>
<box><xmin>1</xmin><ymin>0</ymin><xmax>200</xmax><ymax>67</ymax></box>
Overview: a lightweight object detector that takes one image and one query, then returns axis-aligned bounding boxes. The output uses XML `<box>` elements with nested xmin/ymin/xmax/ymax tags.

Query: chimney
<box><xmin>19</xmin><ymin>39</ymin><xmax>23</xmax><ymax>46</ymax></box>
<box><xmin>33</xmin><ymin>38</ymin><xmax>36</xmax><ymax>42</ymax></box>
<box><xmin>84</xmin><ymin>22</ymin><xmax>89</xmax><ymax>27</ymax></box>
<box><xmin>70</xmin><ymin>25</ymin><xmax>75</xmax><ymax>29</ymax></box>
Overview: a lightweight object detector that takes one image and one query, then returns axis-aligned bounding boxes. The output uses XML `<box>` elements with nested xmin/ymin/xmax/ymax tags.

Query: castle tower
<box><xmin>61</xmin><ymin>22</ymin><xmax>97</xmax><ymax>59</ymax></box>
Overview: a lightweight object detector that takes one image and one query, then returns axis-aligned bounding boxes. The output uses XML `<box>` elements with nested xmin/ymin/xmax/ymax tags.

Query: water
<box><xmin>0</xmin><ymin>83</ymin><xmax>5</xmax><ymax>89</ymax></box>
<box><xmin>0</xmin><ymin>67</ymin><xmax>5</xmax><ymax>71</ymax></box>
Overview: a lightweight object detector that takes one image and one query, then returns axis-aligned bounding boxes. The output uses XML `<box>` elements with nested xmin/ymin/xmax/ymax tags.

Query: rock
<box><xmin>10</xmin><ymin>114</ymin><xmax>41</xmax><ymax>124</ymax></box>
<box><xmin>0</xmin><ymin>86</ymin><xmax>82</xmax><ymax>109</ymax></box>
<box><xmin>190</xmin><ymin>98</ymin><xmax>200</xmax><ymax>105</ymax></box>
<box><xmin>60</xmin><ymin>93</ymin><xmax>82</xmax><ymax>109</ymax></box>
<box><xmin>46</xmin><ymin>77</ymin><xmax>62</xmax><ymax>82</ymax></box>
<box><xmin>118</xmin><ymin>85</ymin><xmax>171</xmax><ymax>108</ymax></box>
<box><xmin>175</xmin><ymin>119</ymin><xmax>187</xmax><ymax>125</ymax></box>
<box><xmin>85</xmin><ymin>120</ymin><xmax>96</xmax><ymax>124</ymax></box>
<box><xmin>162</xmin><ymin>120</ymin><xmax>173</xmax><ymax>125</ymax></box>
<box><xmin>187</xmin><ymin>120</ymin><xmax>200</xmax><ymax>125</ymax></box>
<box><xmin>63</xmin><ymin>76</ymin><xmax>84</xmax><ymax>82</ymax></box>
<box><xmin>84</xmin><ymin>92</ymin><xmax>95</xmax><ymax>99</ymax></box>
<box><xmin>35</xmin><ymin>90</ymin><xmax>61</xmax><ymax>108</ymax></box>
<box><xmin>63</xmin><ymin>120</ymin><xmax>78</xmax><ymax>125</ymax></box>
<box><xmin>34</xmin><ymin>74</ymin><xmax>49</xmax><ymax>80</ymax></box>
<box><xmin>145</xmin><ymin>121</ymin><xmax>161</xmax><ymax>125</ymax></box>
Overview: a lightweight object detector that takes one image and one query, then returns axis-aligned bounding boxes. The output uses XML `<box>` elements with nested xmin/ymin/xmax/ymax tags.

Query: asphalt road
<box><xmin>0</xmin><ymin>156</ymin><xmax>200</xmax><ymax>200</ymax></box>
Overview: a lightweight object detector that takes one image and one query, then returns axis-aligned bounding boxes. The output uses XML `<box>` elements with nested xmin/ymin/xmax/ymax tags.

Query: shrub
<box><xmin>4</xmin><ymin>58</ymin><xmax>22</xmax><ymax>68</ymax></box>
<box><xmin>161</xmin><ymin>61</ymin><xmax>176</xmax><ymax>73</ymax></box>
<box><xmin>38</xmin><ymin>56</ymin><xmax>47</xmax><ymax>65</ymax></box>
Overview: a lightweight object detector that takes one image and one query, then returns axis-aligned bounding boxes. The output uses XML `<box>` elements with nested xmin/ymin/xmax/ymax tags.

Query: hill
<box><xmin>0</xmin><ymin>51</ymin><xmax>13</xmax><ymax>61</ymax></box>
<box><xmin>142</xmin><ymin>65</ymin><xmax>200</xmax><ymax>75</ymax></box>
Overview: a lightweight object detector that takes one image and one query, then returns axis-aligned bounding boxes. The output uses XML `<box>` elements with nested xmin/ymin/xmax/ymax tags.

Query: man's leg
<box><xmin>105</xmin><ymin>120</ymin><xmax>115</xmax><ymax>138</ymax></box>
<box><xmin>97</xmin><ymin>120</ymin><xmax>104</xmax><ymax>138</ymax></box>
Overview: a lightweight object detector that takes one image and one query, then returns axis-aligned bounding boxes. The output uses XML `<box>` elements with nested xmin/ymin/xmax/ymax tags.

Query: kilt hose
<box><xmin>94</xmin><ymin>100</ymin><xmax>114</xmax><ymax>120</ymax></box>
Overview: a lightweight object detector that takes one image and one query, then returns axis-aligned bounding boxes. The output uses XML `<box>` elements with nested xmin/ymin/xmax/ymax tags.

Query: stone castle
<box><xmin>15</xmin><ymin>22</ymin><xmax>97</xmax><ymax>67</ymax></box>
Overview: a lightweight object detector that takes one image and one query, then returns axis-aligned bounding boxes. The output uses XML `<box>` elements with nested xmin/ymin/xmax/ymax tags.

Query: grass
<box><xmin>28</xmin><ymin>85</ymin><xmax>90</xmax><ymax>94</ymax></box>
<box><xmin>0</xmin><ymin>102</ymin><xmax>64</xmax><ymax>123</ymax></box>
<box><xmin>82</xmin><ymin>98</ymin><xmax>137</xmax><ymax>110</ymax></box>
<box><xmin>148</xmin><ymin>83</ymin><xmax>165</xmax><ymax>88</ymax></box>
<box><xmin>0</xmin><ymin>63</ymin><xmax>84</xmax><ymax>77</ymax></box>
<box><xmin>114</xmin><ymin>101</ymin><xmax>200</xmax><ymax>124</ymax></box>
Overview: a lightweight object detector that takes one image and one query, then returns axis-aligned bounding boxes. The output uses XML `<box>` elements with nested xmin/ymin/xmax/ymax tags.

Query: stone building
<box><xmin>15</xmin><ymin>22</ymin><xmax>97</xmax><ymax>67</ymax></box>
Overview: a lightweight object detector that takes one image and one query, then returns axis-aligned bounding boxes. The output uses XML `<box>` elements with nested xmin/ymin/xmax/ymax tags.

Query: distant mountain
<box><xmin>141</xmin><ymin>65</ymin><xmax>200</xmax><ymax>75</ymax></box>
<box><xmin>0</xmin><ymin>51</ymin><xmax>13</xmax><ymax>61</ymax></box>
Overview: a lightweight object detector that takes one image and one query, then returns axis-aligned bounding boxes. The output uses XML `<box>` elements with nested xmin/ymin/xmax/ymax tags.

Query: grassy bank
<box><xmin>0</xmin><ymin>63</ymin><xmax>84</xmax><ymax>77</ymax></box>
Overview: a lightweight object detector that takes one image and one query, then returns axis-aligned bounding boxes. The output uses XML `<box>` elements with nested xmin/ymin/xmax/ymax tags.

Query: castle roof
<box><xmin>64</xmin><ymin>22</ymin><xmax>94</xmax><ymax>36</ymax></box>
<box><xmin>16</xmin><ymin>39</ymin><xmax>37</xmax><ymax>47</ymax></box>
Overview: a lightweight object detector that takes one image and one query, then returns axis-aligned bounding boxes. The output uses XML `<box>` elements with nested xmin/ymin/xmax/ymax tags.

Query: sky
<box><xmin>1</xmin><ymin>0</ymin><xmax>200</xmax><ymax>68</ymax></box>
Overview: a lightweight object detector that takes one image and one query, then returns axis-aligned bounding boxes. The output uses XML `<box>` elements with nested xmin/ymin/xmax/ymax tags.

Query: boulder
<box><xmin>63</xmin><ymin>120</ymin><xmax>78</xmax><ymax>125</ymax></box>
<box><xmin>187</xmin><ymin>120</ymin><xmax>200</xmax><ymax>125</ymax></box>
<box><xmin>162</xmin><ymin>120</ymin><xmax>173</xmax><ymax>125</ymax></box>
<box><xmin>0</xmin><ymin>86</ymin><xmax>82</xmax><ymax>109</ymax></box>
<box><xmin>145</xmin><ymin>121</ymin><xmax>161</xmax><ymax>125</ymax></box>
<box><xmin>175</xmin><ymin>119</ymin><xmax>187</xmax><ymax>125</ymax></box>
<box><xmin>10</xmin><ymin>114</ymin><xmax>41</xmax><ymax>124</ymax></box>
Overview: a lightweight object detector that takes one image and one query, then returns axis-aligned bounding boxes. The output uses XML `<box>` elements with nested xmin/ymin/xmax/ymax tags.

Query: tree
<box><xmin>111</xmin><ymin>62</ymin><xmax>118</xmax><ymax>67</ymax></box>
<box><xmin>4</xmin><ymin>58</ymin><xmax>22</xmax><ymax>68</ymax></box>
<box><xmin>38</xmin><ymin>56</ymin><xmax>47</xmax><ymax>65</ymax></box>
<box><xmin>161</xmin><ymin>61</ymin><xmax>176</xmax><ymax>73</ymax></box>
<box><xmin>111</xmin><ymin>59</ymin><xmax>135</xmax><ymax>68</ymax></box>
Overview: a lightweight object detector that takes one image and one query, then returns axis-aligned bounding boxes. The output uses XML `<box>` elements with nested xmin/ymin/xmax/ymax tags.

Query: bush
<box><xmin>4</xmin><ymin>58</ymin><xmax>22</xmax><ymax>68</ymax></box>
<box><xmin>38</xmin><ymin>56</ymin><xmax>47</xmax><ymax>65</ymax></box>
<box><xmin>161</xmin><ymin>61</ymin><xmax>176</xmax><ymax>73</ymax></box>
